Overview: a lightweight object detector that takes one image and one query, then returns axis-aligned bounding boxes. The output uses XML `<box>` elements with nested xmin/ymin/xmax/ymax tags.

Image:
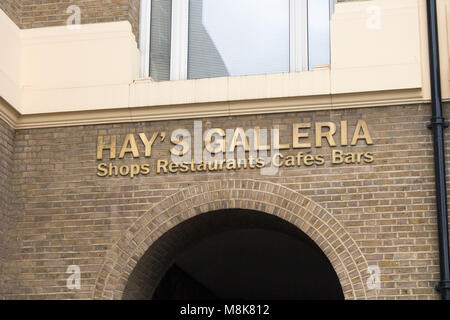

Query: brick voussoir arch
<box><xmin>93</xmin><ymin>179</ymin><xmax>372</xmax><ymax>300</ymax></box>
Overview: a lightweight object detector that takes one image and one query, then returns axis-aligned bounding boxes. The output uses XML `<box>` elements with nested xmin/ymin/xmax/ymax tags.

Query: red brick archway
<box><xmin>93</xmin><ymin>179</ymin><xmax>374</xmax><ymax>300</ymax></box>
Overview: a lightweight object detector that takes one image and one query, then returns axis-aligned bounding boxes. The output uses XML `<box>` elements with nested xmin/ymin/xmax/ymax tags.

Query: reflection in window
<box><xmin>308</xmin><ymin>0</ymin><xmax>332</xmax><ymax>70</ymax></box>
<box><xmin>188</xmin><ymin>0</ymin><xmax>290</xmax><ymax>79</ymax></box>
<box><xmin>141</xmin><ymin>0</ymin><xmax>336</xmax><ymax>80</ymax></box>
<box><xmin>150</xmin><ymin>0</ymin><xmax>172</xmax><ymax>81</ymax></box>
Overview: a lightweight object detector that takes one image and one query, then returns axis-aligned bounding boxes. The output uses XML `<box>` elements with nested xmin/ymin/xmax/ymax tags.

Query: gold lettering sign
<box><xmin>96</xmin><ymin>120</ymin><xmax>375</xmax><ymax>178</ymax></box>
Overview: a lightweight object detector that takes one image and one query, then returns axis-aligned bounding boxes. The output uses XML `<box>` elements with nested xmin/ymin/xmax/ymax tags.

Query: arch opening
<box><xmin>122</xmin><ymin>209</ymin><xmax>344</xmax><ymax>300</ymax></box>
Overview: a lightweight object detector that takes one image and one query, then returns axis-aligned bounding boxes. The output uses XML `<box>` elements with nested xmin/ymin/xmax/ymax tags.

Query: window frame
<box><xmin>170</xmin><ymin>0</ymin><xmax>189</xmax><ymax>80</ymax></box>
<box><xmin>139</xmin><ymin>0</ymin><xmax>152</xmax><ymax>78</ymax></box>
<box><xmin>290</xmin><ymin>0</ymin><xmax>309</xmax><ymax>73</ymax></box>
<box><xmin>140</xmin><ymin>0</ymin><xmax>335</xmax><ymax>79</ymax></box>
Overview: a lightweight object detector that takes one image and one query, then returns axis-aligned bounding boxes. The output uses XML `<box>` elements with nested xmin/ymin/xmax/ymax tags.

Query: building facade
<box><xmin>0</xmin><ymin>0</ymin><xmax>450</xmax><ymax>299</ymax></box>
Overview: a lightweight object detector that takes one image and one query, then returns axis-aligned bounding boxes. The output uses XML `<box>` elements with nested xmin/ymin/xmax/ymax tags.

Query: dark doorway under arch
<box><xmin>123</xmin><ymin>209</ymin><xmax>344</xmax><ymax>300</ymax></box>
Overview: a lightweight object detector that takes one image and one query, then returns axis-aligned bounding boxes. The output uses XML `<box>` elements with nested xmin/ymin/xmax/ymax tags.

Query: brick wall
<box><xmin>0</xmin><ymin>118</ymin><xmax>15</xmax><ymax>300</ymax></box>
<box><xmin>0</xmin><ymin>0</ymin><xmax>21</xmax><ymax>26</ymax></box>
<box><xmin>1</xmin><ymin>103</ymin><xmax>450</xmax><ymax>299</ymax></box>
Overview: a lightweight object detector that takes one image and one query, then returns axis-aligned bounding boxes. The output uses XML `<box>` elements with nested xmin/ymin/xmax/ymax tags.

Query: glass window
<box><xmin>140</xmin><ymin>0</ymin><xmax>336</xmax><ymax>81</ymax></box>
<box><xmin>308</xmin><ymin>0</ymin><xmax>331</xmax><ymax>70</ymax></box>
<box><xmin>188</xmin><ymin>0</ymin><xmax>290</xmax><ymax>80</ymax></box>
<box><xmin>150</xmin><ymin>0</ymin><xmax>172</xmax><ymax>81</ymax></box>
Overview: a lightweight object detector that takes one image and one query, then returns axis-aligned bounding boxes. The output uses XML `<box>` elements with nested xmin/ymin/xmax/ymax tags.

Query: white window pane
<box><xmin>188</xmin><ymin>0</ymin><xmax>290</xmax><ymax>79</ymax></box>
<box><xmin>308</xmin><ymin>0</ymin><xmax>331</xmax><ymax>70</ymax></box>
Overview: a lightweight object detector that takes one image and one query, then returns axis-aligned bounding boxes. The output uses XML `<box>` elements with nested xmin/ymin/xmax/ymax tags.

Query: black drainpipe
<box><xmin>426</xmin><ymin>0</ymin><xmax>450</xmax><ymax>300</ymax></box>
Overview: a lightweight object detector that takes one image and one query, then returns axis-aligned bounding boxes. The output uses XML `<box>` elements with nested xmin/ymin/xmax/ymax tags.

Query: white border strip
<box><xmin>290</xmin><ymin>0</ymin><xmax>309</xmax><ymax>72</ymax></box>
<box><xmin>170</xmin><ymin>0</ymin><xmax>189</xmax><ymax>80</ymax></box>
<box><xmin>139</xmin><ymin>0</ymin><xmax>152</xmax><ymax>78</ymax></box>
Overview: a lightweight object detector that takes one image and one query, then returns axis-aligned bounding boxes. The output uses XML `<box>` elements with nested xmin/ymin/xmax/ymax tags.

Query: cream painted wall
<box><xmin>439</xmin><ymin>0</ymin><xmax>450</xmax><ymax>99</ymax></box>
<box><xmin>20</xmin><ymin>21</ymin><xmax>140</xmax><ymax>113</ymax></box>
<box><xmin>331</xmin><ymin>0</ymin><xmax>424</xmax><ymax>94</ymax></box>
<box><xmin>0</xmin><ymin>9</ymin><xmax>21</xmax><ymax>112</ymax></box>
<box><xmin>0</xmin><ymin>0</ymin><xmax>449</xmax><ymax>123</ymax></box>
